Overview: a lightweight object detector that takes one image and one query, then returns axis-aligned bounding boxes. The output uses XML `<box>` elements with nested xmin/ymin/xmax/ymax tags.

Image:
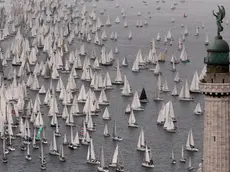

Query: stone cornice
<box><xmin>200</xmin><ymin>82</ymin><xmax>230</xmax><ymax>94</ymax></box>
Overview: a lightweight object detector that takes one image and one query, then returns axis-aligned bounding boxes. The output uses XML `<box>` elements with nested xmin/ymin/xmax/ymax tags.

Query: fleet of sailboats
<box><xmin>0</xmin><ymin>0</ymin><xmax>204</xmax><ymax>171</ymax></box>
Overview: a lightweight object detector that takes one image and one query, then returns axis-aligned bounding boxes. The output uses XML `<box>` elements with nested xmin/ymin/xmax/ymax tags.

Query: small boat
<box><xmin>103</xmin><ymin>124</ymin><xmax>110</xmax><ymax>137</ymax></box>
<box><xmin>68</xmin><ymin>126</ymin><xmax>78</xmax><ymax>150</ymax></box>
<box><xmin>174</xmin><ymin>72</ymin><xmax>180</xmax><ymax>82</ymax></box>
<box><xmin>97</xmin><ymin>147</ymin><xmax>109</xmax><ymax>172</ymax></box>
<box><xmin>112</xmin><ymin>60</ymin><xmax>124</xmax><ymax>85</ymax></box>
<box><xmin>125</xmin><ymin>104</ymin><xmax>131</xmax><ymax>114</ymax></box>
<box><xmin>171</xmin><ymin>85</ymin><xmax>178</xmax><ymax>96</ymax></box>
<box><xmin>190</xmin><ymin>71</ymin><xmax>200</xmax><ymax>93</ymax></box>
<box><xmin>137</xmin><ymin>129</ymin><xmax>150</xmax><ymax>151</ymax></box>
<box><xmin>171</xmin><ymin>150</ymin><xmax>176</xmax><ymax>164</ymax></box>
<box><xmin>2</xmin><ymin>137</ymin><xmax>7</xmax><ymax>163</ymax></box>
<box><xmin>112</xmin><ymin>121</ymin><xmax>123</xmax><ymax>141</ymax></box>
<box><xmin>162</xmin><ymin>79</ymin><xmax>170</xmax><ymax>92</ymax></box>
<box><xmin>102</xmin><ymin>107</ymin><xmax>111</xmax><ymax>120</ymax></box>
<box><xmin>180</xmin><ymin>145</ymin><xmax>186</xmax><ymax>163</ymax></box>
<box><xmin>194</xmin><ymin>103</ymin><xmax>202</xmax><ymax>115</ymax></box>
<box><xmin>139</xmin><ymin>88</ymin><xmax>148</xmax><ymax>103</ymax></box>
<box><xmin>25</xmin><ymin>144</ymin><xmax>32</xmax><ymax>161</ymax></box>
<box><xmin>186</xmin><ymin>129</ymin><xmax>198</xmax><ymax>152</ymax></box>
<box><xmin>180</xmin><ymin>45</ymin><xmax>190</xmax><ymax>63</ymax></box>
<box><xmin>122</xmin><ymin>57</ymin><xmax>128</xmax><ymax>67</ymax></box>
<box><xmin>179</xmin><ymin>80</ymin><xmax>193</xmax><ymax>101</ymax></box>
<box><xmin>109</xmin><ymin>144</ymin><xmax>124</xmax><ymax>172</ymax></box>
<box><xmin>131</xmin><ymin>91</ymin><xmax>144</xmax><ymax>111</ymax></box>
<box><xmin>187</xmin><ymin>157</ymin><xmax>194</xmax><ymax>171</ymax></box>
<box><xmin>142</xmin><ymin>146</ymin><xmax>154</xmax><ymax>168</ymax></box>
<box><xmin>59</xmin><ymin>145</ymin><xmax>66</xmax><ymax>162</ymax></box>
<box><xmin>86</xmin><ymin>139</ymin><xmax>100</xmax><ymax>165</ymax></box>
<box><xmin>128</xmin><ymin>110</ymin><xmax>138</xmax><ymax>128</ymax></box>
<box><xmin>49</xmin><ymin>132</ymin><xmax>59</xmax><ymax>156</ymax></box>
<box><xmin>109</xmin><ymin>144</ymin><xmax>119</xmax><ymax>167</ymax></box>
<box><xmin>204</xmin><ymin>34</ymin><xmax>209</xmax><ymax>45</ymax></box>
<box><xmin>40</xmin><ymin>142</ymin><xmax>46</xmax><ymax>170</ymax></box>
<box><xmin>194</xmin><ymin>26</ymin><xmax>199</xmax><ymax>36</ymax></box>
<box><xmin>63</xmin><ymin>134</ymin><xmax>68</xmax><ymax>145</ymax></box>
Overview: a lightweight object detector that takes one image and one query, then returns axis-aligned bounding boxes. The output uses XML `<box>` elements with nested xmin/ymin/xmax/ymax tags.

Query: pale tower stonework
<box><xmin>200</xmin><ymin>32</ymin><xmax>230</xmax><ymax>172</ymax></box>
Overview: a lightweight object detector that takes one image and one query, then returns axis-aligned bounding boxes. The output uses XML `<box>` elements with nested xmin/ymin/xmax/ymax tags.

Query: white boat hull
<box><xmin>109</xmin><ymin>163</ymin><xmax>117</xmax><ymax>167</ymax></box>
<box><xmin>186</xmin><ymin>147</ymin><xmax>198</xmax><ymax>152</ymax></box>
<box><xmin>87</xmin><ymin>160</ymin><xmax>100</xmax><ymax>165</ymax></box>
<box><xmin>112</xmin><ymin>137</ymin><xmax>123</xmax><ymax>141</ymax></box>
<box><xmin>128</xmin><ymin>124</ymin><xmax>138</xmax><ymax>128</ymax></box>
<box><xmin>97</xmin><ymin>166</ymin><xmax>109</xmax><ymax>172</ymax></box>
<box><xmin>142</xmin><ymin>162</ymin><xmax>154</xmax><ymax>168</ymax></box>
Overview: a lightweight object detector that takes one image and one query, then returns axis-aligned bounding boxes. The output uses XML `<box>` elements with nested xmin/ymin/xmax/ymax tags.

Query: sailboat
<box><xmin>128</xmin><ymin>30</ymin><xmax>132</xmax><ymax>40</ymax></box>
<box><xmin>25</xmin><ymin>144</ymin><xmax>32</xmax><ymax>161</ymax></box>
<box><xmin>131</xmin><ymin>91</ymin><xmax>144</xmax><ymax>111</ymax></box>
<box><xmin>112</xmin><ymin>60</ymin><xmax>124</xmax><ymax>85</ymax></box>
<box><xmin>137</xmin><ymin>129</ymin><xmax>150</xmax><ymax>151</ymax></box>
<box><xmin>153</xmin><ymin>89</ymin><xmax>163</xmax><ymax>101</ymax></box>
<box><xmin>97</xmin><ymin>146</ymin><xmax>109</xmax><ymax>172</ymax></box>
<box><xmin>194</xmin><ymin>26</ymin><xmax>199</xmax><ymax>36</ymax></box>
<box><xmin>102</xmin><ymin>107</ymin><xmax>111</xmax><ymax>120</ymax></box>
<box><xmin>174</xmin><ymin>72</ymin><xmax>180</xmax><ymax>82</ymax></box>
<box><xmin>171</xmin><ymin>150</ymin><xmax>176</xmax><ymax>164</ymax></box>
<box><xmin>2</xmin><ymin>137</ymin><xmax>7</xmax><ymax>163</ymax></box>
<box><xmin>162</xmin><ymin>79</ymin><xmax>170</xmax><ymax>92</ymax></box>
<box><xmin>103</xmin><ymin>124</ymin><xmax>110</xmax><ymax>137</ymax></box>
<box><xmin>63</xmin><ymin>133</ymin><xmax>68</xmax><ymax>145</ymax></box>
<box><xmin>122</xmin><ymin>57</ymin><xmax>128</xmax><ymax>67</ymax></box>
<box><xmin>171</xmin><ymin>85</ymin><xmax>178</xmax><ymax>96</ymax></box>
<box><xmin>109</xmin><ymin>144</ymin><xmax>124</xmax><ymax>171</ymax></box>
<box><xmin>179</xmin><ymin>80</ymin><xmax>193</xmax><ymax>101</ymax></box>
<box><xmin>194</xmin><ymin>103</ymin><xmax>202</xmax><ymax>115</ymax></box>
<box><xmin>59</xmin><ymin>145</ymin><xmax>66</xmax><ymax>162</ymax></box>
<box><xmin>68</xmin><ymin>126</ymin><xmax>78</xmax><ymax>150</ymax></box>
<box><xmin>87</xmin><ymin>139</ymin><xmax>100</xmax><ymax>165</ymax></box>
<box><xmin>142</xmin><ymin>146</ymin><xmax>154</xmax><ymax>168</ymax></box>
<box><xmin>186</xmin><ymin>129</ymin><xmax>198</xmax><ymax>152</ymax></box>
<box><xmin>205</xmin><ymin>34</ymin><xmax>209</xmax><ymax>45</ymax></box>
<box><xmin>139</xmin><ymin>88</ymin><xmax>148</xmax><ymax>103</ymax></box>
<box><xmin>180</xmin><ymin>45</ymin><xmax>190</xmax><ymax>63</ymax></box>
<box><xmin>128</xmin><ymin>110</ymin><xmax>138</xmax><ymax>128</ymax></box>
<box><xmin>112</xmin><ymin>121</ymin><xmax>122</xmax><ymax>141</ymax></box>
<box><xmin>40</xmin><ymin>142</ymin><xmax>46</xmax><ymax>170</ymax></box>
<box><xmin>187</xmin><ymin>157</ymin><xmax>194</xmax><ymax>171</ymax></box>
<box><xmin>125</xmin><ymin>104</ymin><xmax>131</xmax><ymax>114</ymax></box>
<box><xmin>180</xmin><ymin>145</ymin><xmax>186</xmax><ymax>163</ymax></box>
<box><xmin>190</xmin><ymin>71</ymin><xmax>200</xmax><ymax>93</ymax></box>
<box><xmin>49</xmin><ymin>132</ymin><xmax>59</xmax><ymax>156</ymax></box>
<box><xmin>109</xmin><ymin>144</ymin><xmax>119</xmax><ymax>167</ymax></box>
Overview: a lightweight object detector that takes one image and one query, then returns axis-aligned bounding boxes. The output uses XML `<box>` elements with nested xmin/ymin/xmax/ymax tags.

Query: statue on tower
<box><xmin>213</xmin><ymin>5</ymin><xmax>225</xmax><ymax>35</ymax></box>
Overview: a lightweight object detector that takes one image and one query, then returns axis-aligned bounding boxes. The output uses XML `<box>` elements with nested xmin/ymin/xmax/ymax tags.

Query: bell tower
<box><xmin>199</xmin><ymin>5</ymin><xmax>230</xmax><ymax>172</ymax></box>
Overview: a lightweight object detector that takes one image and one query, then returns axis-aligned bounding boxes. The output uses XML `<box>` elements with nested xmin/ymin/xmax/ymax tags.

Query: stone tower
<box><xmin>199</xmin><ymin>8</ymin><xmax>230</xmax><ymax>172</ymax></box>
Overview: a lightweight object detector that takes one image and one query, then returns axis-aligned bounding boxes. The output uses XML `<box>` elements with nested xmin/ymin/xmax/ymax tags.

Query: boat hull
<box><xmin>112</xmin><ymin>137</ymin><xmax>123</xmax><ymax>141</ymax></box>
<box><xmin>87</xmin><ymin>160</ymin><xmax>100</xmax><ymax>165</ymax></box>
<box><xmin>186</xmin><ymin>147</ymin><xmax>198</xmax><ymax>152</ymax></box>
<box><xmin>142</xmin><ymin>162</ymin><xmax>154</xmax><ymax>168</ymax></box>
<box><xmin>128</xmin><ymin>124</ymin><xmax>138</xmax><ymax>128</ymax></box>
<box><xmin>97</xmin><ymin>167</ymin><xmax>109</xmax><ymax>172</ymax></box>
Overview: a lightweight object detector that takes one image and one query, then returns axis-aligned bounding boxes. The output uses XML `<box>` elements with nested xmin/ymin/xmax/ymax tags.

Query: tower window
<box><xmin>211</xmin><ymin>79</ymin><xmax>214</xmax><ymax>83</ymax></box>
<box><xmin>223</xmin><ymin>79</ymin><xmax>225</xmax><ymax>83</ymax></box>
<box><xmin>214</xmin><ymin>136</ymin><xmax>216</xmax><ymax>142</ymax></box>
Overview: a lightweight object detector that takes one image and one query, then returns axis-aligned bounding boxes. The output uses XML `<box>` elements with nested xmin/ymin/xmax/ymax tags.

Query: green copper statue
<box><xmin>213</xmin><ymin>5</ymin><xmax>226</xmax><ymax>35</ymax></box>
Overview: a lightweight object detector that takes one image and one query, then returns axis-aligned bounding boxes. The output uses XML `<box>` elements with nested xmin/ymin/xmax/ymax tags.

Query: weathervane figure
<box><xmin>213</xmin><ymin>5</ymin><xmax>226</xmax><ymax>35</ymax></box>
